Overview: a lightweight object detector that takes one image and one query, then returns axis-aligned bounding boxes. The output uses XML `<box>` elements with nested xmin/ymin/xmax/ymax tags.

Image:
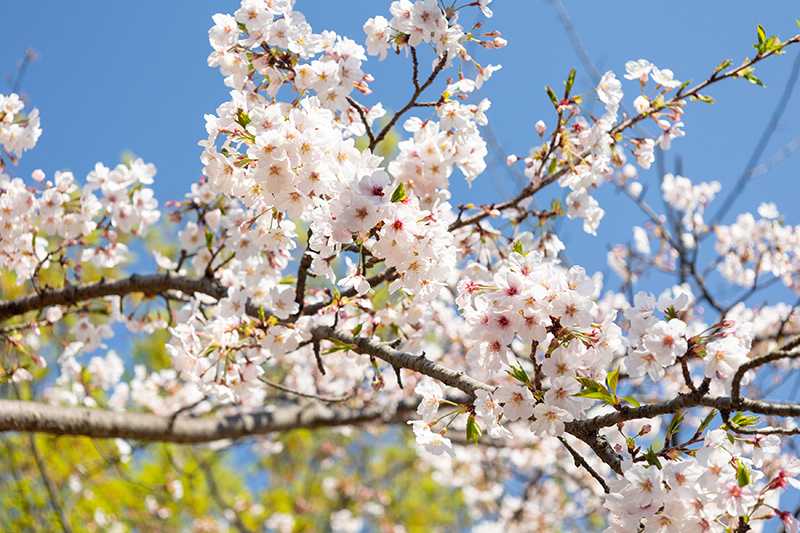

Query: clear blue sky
<box><xmin>3</xmin><ymin>1</ymin><xmax>799</xmax><ymax>297</ymax></box>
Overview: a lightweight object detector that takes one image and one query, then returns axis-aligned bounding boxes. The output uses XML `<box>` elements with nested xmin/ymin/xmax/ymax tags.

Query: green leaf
<box><xmin>575</xmin><ymin>390</ymin><xmax>614</xmax><ymax>402</ymax></box>
<box><xmin>765</xmin><ymin>36</ymin><xmax>783</xmax><ymax>54</ymax></box>
<box><xmin>621</xmin><ymin>395</ymin><xmax>641</xmax><ymax>407</ymax></box>
<box><xmin>564</xmin><ymin>68</ymin><xmax>576</xmax><ymax>97</ymax></box>
<box><xmin>511</xmin><ymin>240</ymin><xmax>524</xmax><ymax>255</ymax></box>
<box><xmin>697</xmin><ymin>409</ymin><xmax>717</xmax><ymax>434</ymax></box>
<box><xmin>644</xmin><ymin>446</ymin><xmax>662</xmax><ymax>469</ymax></box>
<box><xmin>550</xmin><ymin>198</ymin><xmax>563</xmax><ymax>216</ymax></box>
<box><xmin>576</xmin><ymin>376</ymin><xmax>607</xmax><ymax>394</ymax></box>
<box><xmin>506</xmin><ymin>364</ymin><xmax>531</xmax><ymax>386</ymax></box>
<box><xmin>391</xmin><ymin>182</ymin><xmax>407</xmax><ymax>202</ymax></box>
<box><xmin>665</xmin><ymin>410</ymin><xmax>684</xmax><ymax>443</ymax></box>
<box><xmin>205</xmin><ymin>230</ymin><xmax>214</xmax><ymax>251</ymax></box>
<box><xmin>754</xmin><ymin>25</ymin><xmax>784</xmax><ymax>56</ymax></box>
<box><xmin>323</xmin><ymin>338</ymin><xmax>355</xmax><ymax>355</ymax></box>
<box><xmin>575</xmin><ymin>376</ymin><xmax>614</xmax><ymax>403</ymax></box>
<box><xmin>235</xmin><ymin>108</ymin><xmax>251</xmax><ymax>128</ymax></box>
<box><xmin>730</xmin><ymin>412</ymin><xmax>759</xmax><ymax>428</ymax></box>
<box><xmin>278</xmin><ymin>275</ymin><xmax>297</xmax><ymax>285</ymax></box>
<box><xmin>713</xmin><ymin>58</ymin><xmax>733</xmax><ymax>74</ymax></box>
<box><xmin>351</xmin><ymin>323</ymin><xmax>363</xmax><ymax>336</ymax></box>
<box><xmin>736</xmin><ymin>459</ymin><xmax>751</xmax><ymax>487</ymax></box>
<box><xmin>756</xmin><ymin>24</ymin><xmax>767</xmax><ymax>48</ymax></box>
<box><xmin>545</xmin><ymin>85</ymin><xmax>560</xmax><ymax>108</ymax></box>
<box><xmin>741</xmin><ymin>69</ymin><xmax>766</xmax><ymax>87</ymax></box>
<box><xmin>322</xmin><ymin>345</ymin><xmax>352</xmax><ymax>355</ymax></box>
<box><xmin>606</xmin><ymin>367</ymin><xmax>619</xmax><ymax>396</ymax></box>
<box><xmin>675</xmin><ymin>80</ymin><xmax>691</xmax><ymax>96</ymax></box>
<box><xmin>547</xmin><ymin>157</ymin><xmax>558</xmax><ymax>175</ymax></box>
<box><xmin>691</xmin><ymin>94</ymin><xmax>715</xmax><ymax>104</ymax></box>
<box><xmin>466</xmin><ymin>415</ymin><xmax>482</xmax><ymax>444</ymax></box>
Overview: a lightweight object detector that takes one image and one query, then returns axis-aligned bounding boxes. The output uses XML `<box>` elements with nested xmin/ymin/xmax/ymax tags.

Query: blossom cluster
<box><xmin>364</xmin><ymin>0</ymin><xmax>500</xmax><ymax>62</ymax></box>
<box><xmin>387</xmin><ymin>106</ymin><xmax>489</xmax><ymax>197</ymax></box>
<box><xmin>716</xmin><ymin>203</ymin><xmax>800</xmax><ymax>292</ymax></box>
<box><xmin>605</xmin><ymin>429</ymin><xmax>800</xmax><ymax>532</ymax></box>
<box><xmin>622</xmin><ymin>289</ymin><xmax>753</xmax><ymax>396</ymax></box>
<box><xmin>0</xmin><ymin>92</ymin><xmax>41</xmax><ymax>158</ymax></box>
<box><xmin>0</xmin><ymin>153</ymin><xmax>159</xmax><ymax>283</ymax></box>
<box><xmin>448</xmin><ymin>251</ymin><xmax>623</xmax><ymax>440</ymax></box>
<box><xmin>198</xmin><ymin>0</ymin><xmax>504</xmax><ymax>323</ymax></box>
<box><xmin>559</xmin><ymin>71</ymin><xmax>623</xmax><ymax>235</ymax></box>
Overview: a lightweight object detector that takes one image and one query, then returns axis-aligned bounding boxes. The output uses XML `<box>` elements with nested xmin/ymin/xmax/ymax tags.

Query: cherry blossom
<box><xmin>1</xmin><ymin>3</ymin><xmax>800</xmax><ymax>531</ymax></box>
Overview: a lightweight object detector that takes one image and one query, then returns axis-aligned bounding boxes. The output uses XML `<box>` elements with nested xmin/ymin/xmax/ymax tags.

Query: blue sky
<box><xmin>3</xmin><ymin>1</ymin><xmax>799</xmax><ymax>298</ymax></box>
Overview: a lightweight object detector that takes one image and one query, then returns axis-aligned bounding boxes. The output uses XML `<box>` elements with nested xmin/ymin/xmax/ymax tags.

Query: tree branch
<box><xmin>0</xmin><ymin>267</ymin><xmax>399</xmax><ymax>325</ymax></box>
<box><xmin>29</xmin><ymin>432</ymin><xmax>72</xmax><ymax>533</ymax></box>
<box><xmin>0</xmin><ymin>399</ymin><xmax>417</xmax><ymax>444</ymax></box>
<box><xmin>200</xmin><ymin>460</ymin><xmax>252</xmax><ymax>533</ymax></box>
<box><xmin>558</xmin><ymin>436</ymin><xmax>610</xmax><ymax>493</ymax></box>
<box><xmin>731</xmin><ymin>336</ymin><xmax>800</xmax><ymax>404</ymax></box>
<box><xmin>0</xmin><ymin>273</ymin><xmax>227</xmax><ymax>322</ymax></box>
<box><xmin>711</xmin><ymin>49</ymin><xmax>800</xmax><ymax>226</ymax></box>
<box><xmin>370</xmin><ymin>53</ymin><xmax>448</xmax><ymax>150</ymax></box>
<box><xmin>312</xmin><ymin>326</ymin><xmax>491</xmax><ymax>398</ymax></box>
<box><xmin>450</xmin><ymin>34</ymin><xmax>800</xmax><ymax>234</ymax></box>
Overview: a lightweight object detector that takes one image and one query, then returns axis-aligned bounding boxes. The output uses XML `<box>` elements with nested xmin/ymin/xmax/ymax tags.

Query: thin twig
<box><xmin>28</xmin><ymin>434</ymin><xmax>72</xmax><ymax>533</ymax></box>
<box><xmin>199</xmin><ymin>461</ymin><xmax>252</xmax><ymax>533</ymax></box>
<box><xmin>558</xmin><ymin>436</ymin><xmax>610</xmax><ymax>493</ymax></box>
<box><xmin>259</xmin><ymin>377</ymin><xmax>351</xmax><ymax>403</ymax></box>
<box><xmin>711</xmin><ymin>49</ymin><xmax>800</xmax><ymax>226</ymax></box>
<box><xmin>346</xmin><ymin>96</ymin><xmax>375</xmax><ymax>147</ymax></box>
<box><xmin>370</xmin><ymin>53</ymin><xmax>448</xmax><ymax>150</ymax></box>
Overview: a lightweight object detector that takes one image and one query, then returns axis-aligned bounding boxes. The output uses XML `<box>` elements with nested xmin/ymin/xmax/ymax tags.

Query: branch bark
<box><xmin>0</xmin><ymin>268</ymin><xmax>399</xmax><ymax>324</ymax></box>
<box><xmin>0</xmin><ymin>274</ymin><xmax>226</xmax><ymax>322</ymax></box>
<box><xmin>312</xmin><ymin>326</ymin><xmax>491</xmax><ymax>398</ymax></box>
<box><xmin>0</xmin><ymin>399</ymin><xmax>416</xmax><ymax>444</ymax></box>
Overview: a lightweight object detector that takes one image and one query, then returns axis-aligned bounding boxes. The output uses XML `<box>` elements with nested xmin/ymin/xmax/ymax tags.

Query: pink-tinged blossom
<box><xmin>494</xmin><ymin>384</ymin><xmax>534</xmax><ymax>422</ymax></box>
<box><xmin>530</xmin><ymin>403</ymin><xmax>572</xmax><ymax>436</ymax></box>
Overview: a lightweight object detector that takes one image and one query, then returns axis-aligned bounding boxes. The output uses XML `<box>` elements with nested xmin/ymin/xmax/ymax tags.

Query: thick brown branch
<box><xmin>0</xmin><ymin>399</ymin><xmax>416</xmax><ymax>444</ymax></box>
<box><xmin>312</xmin><ymin>326</ymin><xmax>491</xmax><ymax>398</ymax></box>
<box><xmin>0</xmin><ymin>274</ymin><xmax>227</xmax><ymax>322</ymax></box>
<box><xmin>312</xmin><ymin>327</ymin><xmax>626</xmax><ymax>472</ymax></box>
<box><xmin>0</xmin><ymin>267</ymin><xmax>399</xmax><ymax>324</ymax></box>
